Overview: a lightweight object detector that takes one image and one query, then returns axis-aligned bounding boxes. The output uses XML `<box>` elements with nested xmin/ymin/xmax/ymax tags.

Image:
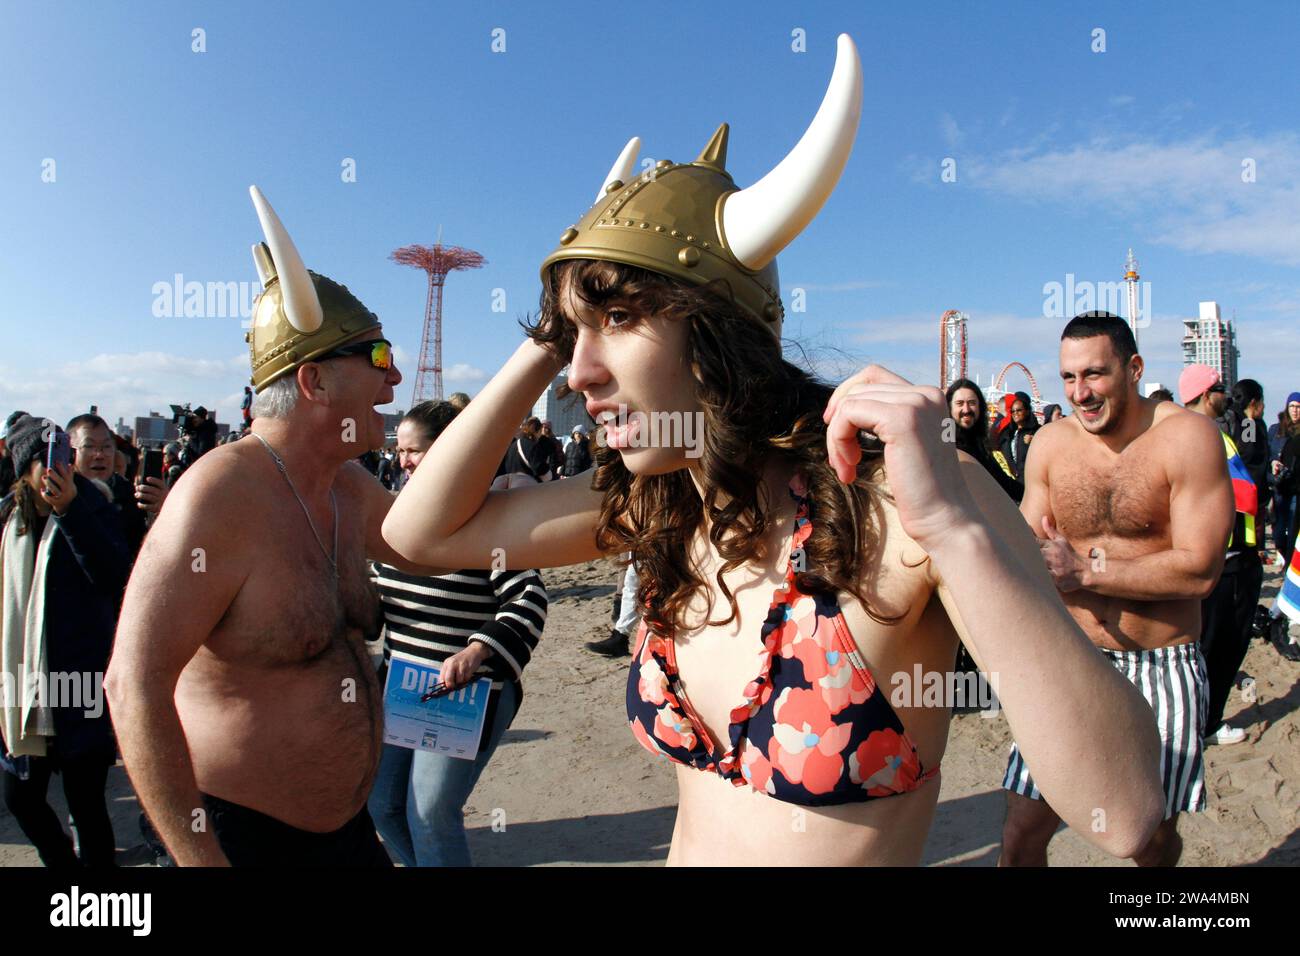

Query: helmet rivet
<box><xmin>655</xmin><ymin>225</ymin><xmax>665</xmax><ymax>232</ymax></box>
<box><xmin>286</xmin><ymin>350</ymin><xmax>299</xmax><ymax>362</ymax></box>
<box><xmin>678</xmin><ymin>247</ymin><xmax>701</xmax><ymax>267</ymax></box>
<box><xmin>670</xmin><ymin>229</ymin><xmax>680</xmax><ymax>237</ymax></box>
<box><xmin>656</xmin><ymin>159</ymin><xmax>671</xmax><ymax>169</ymax></box>
<box><xmin>639</xmin><ymin>222</ymin><xmax>649</xmax><ymax>229</ymax></box>
<box><xmin>605</xmin><ymin>180</ymin><xmax>623</xmax><ymax>194</ymax></box>
<box><xmin>685</xmin><ymin>234</ymin><xmax>695</xmax><ymax>242</ymax></box>
<box><xmin>560</xmin><ymin>227</ymin><xmax>579</xmax><ymax>245</ymax></box>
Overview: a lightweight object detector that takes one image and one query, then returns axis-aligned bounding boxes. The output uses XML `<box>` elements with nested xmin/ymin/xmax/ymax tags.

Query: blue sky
<box><xmin>5</xmin><ymin>0</ymin><xmax>1298</xmax><ymax>431</ymax></box>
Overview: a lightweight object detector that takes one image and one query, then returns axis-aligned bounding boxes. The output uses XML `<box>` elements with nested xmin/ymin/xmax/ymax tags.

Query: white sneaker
<box><xmin>1205</xmin><ymin>723</ymin><xmax>1247</xmax><ymax>745</ymax></box>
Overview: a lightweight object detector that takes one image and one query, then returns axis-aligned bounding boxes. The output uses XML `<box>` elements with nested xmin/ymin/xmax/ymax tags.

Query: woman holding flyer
<box><xmin>368</xmin><ymin>400</ymin><xmax>548</xmax><ymax>867</ymax></box>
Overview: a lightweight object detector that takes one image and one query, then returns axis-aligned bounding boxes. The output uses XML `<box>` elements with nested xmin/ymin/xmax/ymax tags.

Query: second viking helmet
<box><xmin>540</xmin><ymin>33</ymin><xmax>863</xmax><ymax>339</ymax></box>
<box><xmin>245</xmin><ymin>186</ymin><xmax>382</xmax><ymax>391</ymax></box>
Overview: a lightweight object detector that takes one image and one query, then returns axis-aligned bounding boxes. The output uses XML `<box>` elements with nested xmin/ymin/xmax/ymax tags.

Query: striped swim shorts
<box><xmin>1002</xmin><ymin>641</ymin><xmax>1209</xmax><ymax>817</ymax></box>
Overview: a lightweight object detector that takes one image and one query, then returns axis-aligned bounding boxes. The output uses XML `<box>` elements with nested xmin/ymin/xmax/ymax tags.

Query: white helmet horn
<box><xmin>595</xmin><ymin>136</ymin><xmax>641</xmax><ymax>202</ymax></box>
<box><xmin>248</xmin><ymin>185</ymin><xmax>324</xmax><ymax>333</ymax></box>
<box><xmin>721</xmin><ymin>33</ymin><xmax>863</xmax><ymax>271</ymax></box>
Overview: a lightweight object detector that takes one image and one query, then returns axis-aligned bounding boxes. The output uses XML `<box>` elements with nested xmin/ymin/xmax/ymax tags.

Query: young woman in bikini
<box><xmin>384</xmin><ymin>35</ymin><xmax>1164</xmax><ymax>866</ymax></box>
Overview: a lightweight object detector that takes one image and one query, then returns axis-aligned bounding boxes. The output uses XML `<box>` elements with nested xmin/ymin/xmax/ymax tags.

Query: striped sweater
<box><xmin>375</xmin><ymin>566</ymin><xmax>547</xmax><ymax>690</ymax></box>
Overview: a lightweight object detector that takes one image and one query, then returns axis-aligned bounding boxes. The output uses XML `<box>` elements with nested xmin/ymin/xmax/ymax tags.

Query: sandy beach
<box><xmin>2</xmin><ymin>558</ymin><xmax>1296</xmax><ymax>867</ymax></box>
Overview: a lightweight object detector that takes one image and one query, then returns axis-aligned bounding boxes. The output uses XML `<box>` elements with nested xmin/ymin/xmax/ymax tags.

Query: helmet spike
<box><xmin>695</xmin><ymin>123</ymin><xmax>729</xmax><ymax>171</ymax></box>
<box><xmin>251</xmin><ymin>242</ymin><xmax>276</xmax><ymax>289</ymax></box>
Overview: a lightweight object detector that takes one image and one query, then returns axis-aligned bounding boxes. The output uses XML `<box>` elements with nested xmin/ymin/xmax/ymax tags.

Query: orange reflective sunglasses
<box><xmin>319</xmin><ymin>338</ymin><xmax>393</xmax><ymax>370</ymax></box>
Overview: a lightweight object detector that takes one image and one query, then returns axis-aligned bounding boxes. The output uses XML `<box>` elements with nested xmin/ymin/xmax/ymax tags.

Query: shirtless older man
<box><xmin>1000</xmin><ymin>312</ymin><xmax>1233</xmax><ymax>866</ymax></box>
<box><xmin>105</xmin><ymin>189</ymin><xmax>441</xmax><ymax>866</ymax></box>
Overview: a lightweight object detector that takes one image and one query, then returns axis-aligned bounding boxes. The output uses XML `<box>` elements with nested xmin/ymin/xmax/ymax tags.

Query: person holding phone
<box><xmin>0</xmin><ymin>415</ymin><xmax>132</xmax><ymax>867</ymax></box>
<box><xmin>66</xmin><ymin>414</ymin><xmax>166</xmax><ymax>557</ymax></box>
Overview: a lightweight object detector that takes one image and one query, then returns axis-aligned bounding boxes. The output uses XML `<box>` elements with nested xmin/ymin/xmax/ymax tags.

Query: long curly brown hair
<box><xmin>525</xmin><ymin>259</ymin><xmax>904</xmax><ymax>638</ymax></box>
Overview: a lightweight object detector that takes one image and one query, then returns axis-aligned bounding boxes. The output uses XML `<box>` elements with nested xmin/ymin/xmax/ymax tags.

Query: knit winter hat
<box><xmin>6</xmin><ymin>415</ymin><xmax>58</xmax><ymax>478</ymax></box>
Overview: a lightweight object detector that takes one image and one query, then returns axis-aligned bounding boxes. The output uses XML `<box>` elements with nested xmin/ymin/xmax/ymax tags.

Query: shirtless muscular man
<box><xmin>1000</xmin><ymin>312</ymin><xmax>1233</xmax><ymax>867</ymax></box>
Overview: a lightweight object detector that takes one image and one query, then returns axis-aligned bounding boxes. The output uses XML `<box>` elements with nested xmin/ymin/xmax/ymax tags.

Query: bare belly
<box><xmin>667</xmin><ymin>763</ymin><xmax>941</xmax><ymax>866</ymax></box>
<box><xmin>1062</xmin><ymin>587</ymin><xmax>1200</xmax><ymax>651</ymax></box>
<box><xmin>175</xmin><ymin>643</ymin><xmax>381</xmax><ymax>832</ymax></box>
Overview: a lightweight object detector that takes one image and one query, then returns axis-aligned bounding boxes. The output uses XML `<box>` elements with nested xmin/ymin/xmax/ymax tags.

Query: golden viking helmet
<box><xmin>245</xmin><ymin>186</ymin><xmax>382</xmax><ymax>390</ymax></box>
<box><xmin>541</xmin><ymin>33</ymin><xmax>863</xmax><ymax>339</ymax></box>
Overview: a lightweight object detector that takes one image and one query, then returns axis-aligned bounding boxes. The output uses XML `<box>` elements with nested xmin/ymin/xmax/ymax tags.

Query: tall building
<box><xmin>1181</xmin><ymin>301</ymin><xmax>1239</xmax><ymax>388</ymax></box>
<box><xmin>531</xmin><ymin>371</ymin><xmax>589</xmax><ymax>439</ymax></box>
<box><xmin>134</xmin><ymin>412</ymin><xmax>179</xmax><ymax>448</ymax></box>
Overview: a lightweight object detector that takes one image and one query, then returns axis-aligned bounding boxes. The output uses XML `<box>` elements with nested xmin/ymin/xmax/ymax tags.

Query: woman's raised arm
<box><xmin>383</xmin><ymin>338</ymin><xmax>605</xmax><ymax>570</ymax></box>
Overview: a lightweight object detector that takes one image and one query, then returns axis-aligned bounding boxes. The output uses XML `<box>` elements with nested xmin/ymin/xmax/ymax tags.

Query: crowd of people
<box><xmin>3</xmin><ymin>34</ymin><xmax>1296</xmax><ymax>869</ymax></box>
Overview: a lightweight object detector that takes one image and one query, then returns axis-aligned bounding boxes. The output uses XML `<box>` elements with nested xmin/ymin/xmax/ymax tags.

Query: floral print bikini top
<box><xmin>626</xmin><ymin>473</ymin><xmax>939</xmax><ymax>807</ymax></box>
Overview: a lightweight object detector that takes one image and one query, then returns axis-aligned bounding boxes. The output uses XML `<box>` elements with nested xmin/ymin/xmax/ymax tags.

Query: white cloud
<box><xmin>444</xmin><ymin>363</ymin><xmax>488</xmax><ymax>383</ymax></box>
<box><xmin>940</xmin><ymin>112</ymin><xmax>964</xmax><ymax>148</ymax></box>
<box><xmin>0</xmin><ymin>351</ymin><xmax>250</xmax><ymax>433</ymax></box>
<box><xmin>953</xmin><ymin>132</ymin><xmax>1300</xmax><ymax>265</ymax></box>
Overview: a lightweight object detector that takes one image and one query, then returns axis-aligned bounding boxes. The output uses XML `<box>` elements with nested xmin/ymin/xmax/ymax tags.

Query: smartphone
<box><xmin>47</xmin><ymin>430</ymin><xmax>72</xmax><ymax>471</ymax></box>
<box><xmin>143</xmin><ymin>449</ymin><xmax>164</xmax><ymax>482</ymax></box>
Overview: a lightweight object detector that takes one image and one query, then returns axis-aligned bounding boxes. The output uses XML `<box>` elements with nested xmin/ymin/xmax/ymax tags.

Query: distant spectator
<box><xmin>447</xmin><ymin>392</ymin><xmax>471</xmax><ymax>411</ymax></box>
<box><xmin>241</xmin><ymin>386</ymin><xmax>253</xmax><ymax>429</ymax></box>
<box><xmin>1041</xmin><ymin>403</ymin><xmax>1063</xmax><ymax>424</ymax></box>
<box><xmin>186</xmin><ymin>407</ymin><xmax>219</xmax><ymax>460</ymax></box>
<box><xmin>1181</xmin><ymin>365</ymin><xmax>1259</xmax><ymax>746</ymax></box>
<box><xmin>997</xmin><ymin>391</ymin><xmax>1039</xmax><ymax>482</ymax></box>
<box><xmin>1270</xmin><ymin>393</ymin><xmax>1300</xmax><ymax>566</ymax></box>
<box><xmin>493</xmin><ymin>417</ymin><xmax>553</xmax><ymax>488</ymax></box>
<box><xmin>0</xmin><ymin>411</ymin><xmax>28</xmax><ymax>492</ymax></box>
<box><xmin>563</xmin><ymin>425</ymin><xmax>593</xmax><ymax>477</ymax></box>
<box><xmin>67</xmin><ymin>414</ymin><xmax>149</xmax><ymax>558</ymax></box>
<box><xmin>946</xmin><ymin>378</ymin><xmax>1022</xmax><ymax>503</ymax></box>
<box><xmin>538</xmin><ymin>420</ymin><xmax>563</xmax><ymax>480</ymax></box>
<box><xmin>0</xmin><ymin>414</ymin><xmax>131</xmax><ymax>867</ymax></box>
<box><xmin>1149</xmin><ymin>387</ymin><xmax>1174</xmax><ymax>404</ymax></box>
<box><xmin>163</xmin><ymin>442</ymin><xmax>184</xmax><ymax>488</ymax></box>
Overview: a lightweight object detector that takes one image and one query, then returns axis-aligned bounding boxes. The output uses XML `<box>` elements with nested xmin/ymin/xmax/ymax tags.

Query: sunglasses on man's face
<box><xmin>318</xmin><ymin>339</ymin><xmax>393</xmax><ymax>370</ymax></box>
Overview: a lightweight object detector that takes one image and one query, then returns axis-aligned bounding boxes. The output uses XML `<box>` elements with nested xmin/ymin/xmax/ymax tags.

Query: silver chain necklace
<box><xmin>251</xmin><ymin>432</ymin><xmax>338</xmax><ymax>576</ymax></box>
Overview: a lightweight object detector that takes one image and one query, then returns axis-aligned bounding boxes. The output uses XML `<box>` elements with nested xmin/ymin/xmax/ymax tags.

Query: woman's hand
<box><xmin>42</xmin><ymin>461</ymin><xmax>78</xmax><ymax>515</ymax></box>
<box><xmin>440</xmin><ymin>642</ymin><xmax>492</xmax><ymax>690</ymax></box>
<box><xmin>822</xmin><ymin>364</ymin><xmax>979</xmax><ymax>551</ymax></box>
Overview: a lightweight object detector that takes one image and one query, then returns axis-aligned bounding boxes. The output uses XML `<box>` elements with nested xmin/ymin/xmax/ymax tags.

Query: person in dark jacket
<box><xmin>1268</xmin><ymin>394</ymin><xmax>1300</xmax><ymax>566</ymax></box>
<box><xmin>1228</xmin><ymin>380</ymin><xmax>1269</xmax><ymax>500</ymax></box>
<box><xmin>946</xmin><ymin>379</ymin><xmax>1023</xmax><ymax>503</ymax></box>
<box><xmin>0</xmin><ymin>415</ymin><xmax>131</xmax><ymax>867</ymax></box>
<box><xmin>997</xmin><ymin>390</ymin><xmax>1039</xmax><ymax>482</ymax></box>
<box><xmin>494</xmin><ymin>417</ymin><xmax>554</xmax><ymax>487</ymax></box>
<box><xmin>563</xmin><ymin>425</ymin><xmax>593</xmax><ymax>477</ymax></box>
